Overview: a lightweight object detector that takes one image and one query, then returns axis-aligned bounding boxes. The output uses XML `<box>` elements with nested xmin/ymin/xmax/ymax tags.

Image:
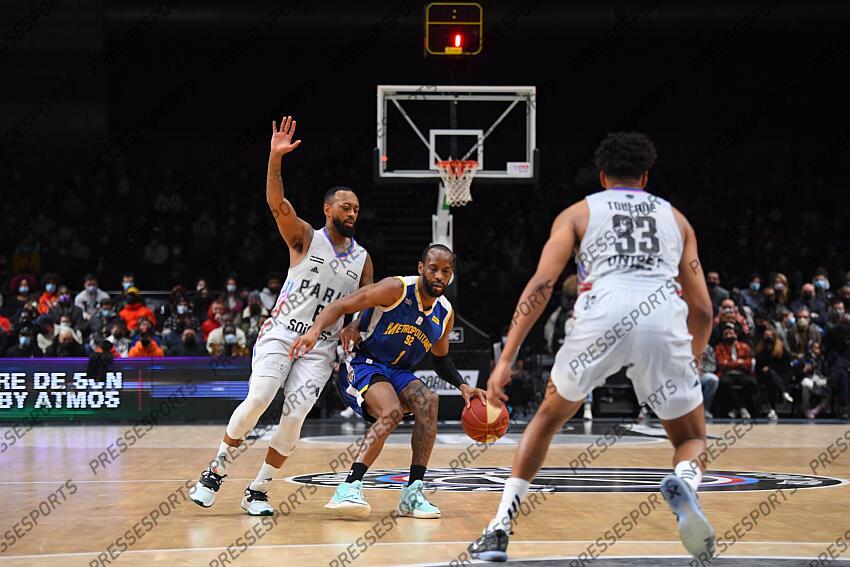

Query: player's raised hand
<box><xmin>270</xmin><ymin>115</ymin><xmax>301</xmax><ymax>157</ymax></box>
<box><xmin>289</xmin><ymin>330</ymin><xmax>318</xmax><ymax>359</ymax></box>
<box><xmin>487</xmin><ymin>359</ymin><xmax>512</xmax><ymax>403</ymax></box>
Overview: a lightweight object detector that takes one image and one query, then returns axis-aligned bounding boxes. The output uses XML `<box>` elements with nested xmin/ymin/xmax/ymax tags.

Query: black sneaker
<box><xmin>468</xmin><ymin>527</ymin><xmax>509</xmax><ymax>562</ymax></box>
<box><xmin>191</xmin><ymin>469</ymin><xmax>226</xmax><ymax>508</ymax></box>
<box><xmin>241</xmin><ymin>488</ymin><xmax>274</xmax><ymax>516</ymax></box>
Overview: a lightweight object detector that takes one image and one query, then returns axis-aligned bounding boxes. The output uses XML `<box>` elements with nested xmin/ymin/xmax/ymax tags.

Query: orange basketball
<box><xmin>461</xmin><ymin>397</ymin><xmax>510</xmax><ymax>443</ymax></box>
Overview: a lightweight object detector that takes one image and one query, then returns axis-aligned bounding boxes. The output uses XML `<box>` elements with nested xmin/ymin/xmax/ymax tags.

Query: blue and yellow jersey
<box><xmin>356</xmin><ymin>276</ymin><xmax>453</xmax><ymax>369</ymax></box>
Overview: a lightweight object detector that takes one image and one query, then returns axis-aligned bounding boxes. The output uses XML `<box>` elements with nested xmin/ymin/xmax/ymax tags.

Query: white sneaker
<box><xmin>637</xmin><ymin>406</ymin><xmax>650</xmax><ymax>422</ymax></box>
<box><xmin>241</xmin><ymin>488</ymin><xmax>274</xmax><ymax>516</ymax></box>
<box><xmin>661</xmin><ymin>474</ymin><xmax>716</xmax><ymax>559</ymax></box>
<box><xmin>704</xmin><ymin>410</ymin><xmax>713</xmax><ymax>420</ymax></box>
<box><xmin>340</xmin><ymin>407</ymin><xmax>355</xmax><ymax>419</ymax></box>
<box><xmin>766</xmin><ymin>409</ymin><xmax>778</xmax><ymax>421</ymax></box>
<box><xmin>583</xmin><ymin>402</ymin><xmax>593</xmax><ymax>421</ymax></box>
<box><xmin>191</xmin><ymin>469</ymin><xmax>225</xmax><ymax>508</ymax></box>
<box><xmin>740</xmin><ymin>408</ymin><xmax>752</xmax><ymax>420</ymax></box>
<box><xmin>783</xmin><ymin>392</ymin><xmax>794</xmax><ymax>404</ymax></box>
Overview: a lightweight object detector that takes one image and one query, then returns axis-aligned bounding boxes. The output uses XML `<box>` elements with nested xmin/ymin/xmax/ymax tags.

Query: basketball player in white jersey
<box><xmin>470</xmin><ymin>132</ymin><xmax>715</xmax><ymax>561</ymax></box>
<box><xmin>190</xmin><ymin>116</ymin><xmax>373</xmax><ymax>515</ymax></box>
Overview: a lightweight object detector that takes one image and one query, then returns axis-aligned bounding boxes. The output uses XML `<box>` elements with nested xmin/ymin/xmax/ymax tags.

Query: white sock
<box><xmin>249</xmin><ymin>462</ymin><xmax>280</xmax><ymax>493</ymax></box>
<box><xmin>674</xmin><ymin>460</ymin><xmax>702</xmax><ymax>492</ymax></box>
<box><xmin>488</xmin><ymin>477</ymin><xmax>530</xmax><ymax>532</ymax></box>
<box><xmin>211</xmin><ymin>441</ymin><xmax>233</xmax><ymax>475</ymax></box>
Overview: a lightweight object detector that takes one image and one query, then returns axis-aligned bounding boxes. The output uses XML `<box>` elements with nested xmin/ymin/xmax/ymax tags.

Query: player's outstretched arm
<box><xmin>267</xmin><ymin>115</ymin><xmax>313</xmax><ymax>254</ymax></box>
<box><xmin>431</xmin><ymin>312</ymin><xmax>487</xmax><ymax>408</ymax></box>
<box><xmin>673</xmin><ymin>208</ymin><xmax>713</xmax><ymax>364</ymax></box>
<box><xmin>289</xmin><ymin>277</ymin><xmax>404</xmax><ymax>359</ymax></box>
<box><xmin>488</xmin><ymin>206</ymin><xmax>577</xmax><ymax>401</ymax></box>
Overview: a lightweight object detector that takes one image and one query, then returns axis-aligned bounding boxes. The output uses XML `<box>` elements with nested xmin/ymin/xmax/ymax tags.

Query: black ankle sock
<box><xmin>346</xmin><ymin>462</ymin><xmax>368</xmax><ymax>484</ymax></box>
<box><xmin>408</xmin><ymin>465</ymin><xmax>426</xmax><ymax>486</ymax></box>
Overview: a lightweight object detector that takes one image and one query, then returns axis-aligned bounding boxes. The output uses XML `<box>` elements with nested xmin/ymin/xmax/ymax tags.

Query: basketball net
<box><xmin>436</xmin><ymin>159</ymin><xmax>478</xmax><ymax>207</ymax></box>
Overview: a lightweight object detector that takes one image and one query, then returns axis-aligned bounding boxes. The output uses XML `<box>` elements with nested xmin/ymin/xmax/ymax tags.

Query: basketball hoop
<box><xmin>436</xmin><ymin>159</ymin><xmax>478</xmax><ymax>207</ymax></box>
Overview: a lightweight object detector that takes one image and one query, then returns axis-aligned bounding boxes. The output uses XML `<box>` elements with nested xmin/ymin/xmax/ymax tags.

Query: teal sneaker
<box><xmin>398</xmin><ymin>480</ymin><xmax>441</xmax><ymax>519</ymax></box>
<box><xmin>324</xmin><ymin>481</ymin><xmax>371</xmax><ymax>519</ymax></box>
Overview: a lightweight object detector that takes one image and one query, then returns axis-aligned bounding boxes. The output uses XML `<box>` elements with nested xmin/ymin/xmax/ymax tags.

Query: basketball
<box><xmin>461</xmin><ymin>397</ymin><xmax>510</xmax><ymax>443</ymax></box>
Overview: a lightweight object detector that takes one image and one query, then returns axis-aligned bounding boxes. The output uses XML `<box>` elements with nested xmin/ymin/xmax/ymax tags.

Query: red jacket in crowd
<box><xmin>120</xmin><ymin>302</ymin><xmax>157</xmax><ymax>331</ymax></box>
<box><xmin>714</xmin><ymin>340</ymin><xmax>753</xmax><ymax>377</ymax></box>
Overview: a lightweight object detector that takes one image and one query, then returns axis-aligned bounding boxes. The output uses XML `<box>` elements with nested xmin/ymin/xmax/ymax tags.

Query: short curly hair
<box><xmin>593</xmin><ymin>132</ymin><xmax>657</xmax><ymax>180</ymax></box>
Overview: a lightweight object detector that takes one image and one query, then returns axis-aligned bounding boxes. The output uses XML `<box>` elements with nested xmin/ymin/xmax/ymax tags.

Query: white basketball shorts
<box><xmin>252</xmin><ymin>319</ymin><xmax>337</xmax><ymax>398</ymax></box>
<box><xmin>550</xmin><ymin>280</ymin><xmax>703</xmax><ymax>420</ymax></box>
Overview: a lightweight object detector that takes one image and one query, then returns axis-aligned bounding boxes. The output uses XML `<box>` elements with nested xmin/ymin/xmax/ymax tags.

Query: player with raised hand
<box><xmin>190</xmin><ymin>116</ymin><xmax>373</xmax><ymax>516</ymax></box>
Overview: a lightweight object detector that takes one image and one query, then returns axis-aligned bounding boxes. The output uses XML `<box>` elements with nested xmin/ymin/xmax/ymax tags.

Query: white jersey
<box><xmin>268</xmin><ymin>228</ymin><xmax>368</xmax><ymax>342</ymax></box>
<box><xmin>576</xmin><ymin>189</ymin><xmax>682</xmax><ymax>292</ymax></box>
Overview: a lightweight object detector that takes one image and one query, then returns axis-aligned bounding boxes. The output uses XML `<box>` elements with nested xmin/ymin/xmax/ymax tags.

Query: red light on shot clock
<box><xmin>454</xmin><ymin>33</ymin><xmax>462</xmax><ymax>48</ymax></box>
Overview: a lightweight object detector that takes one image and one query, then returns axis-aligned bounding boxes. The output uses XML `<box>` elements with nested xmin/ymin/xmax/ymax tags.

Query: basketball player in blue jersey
<box><xmin>289</xmin><ymin>244</ymin><xmax>487</xmax><ymax>519</ymax></box>
<box><xmin>470</xmin><ymin>133</ymin><xmax>716</xmax><ymax>561</ymax></box>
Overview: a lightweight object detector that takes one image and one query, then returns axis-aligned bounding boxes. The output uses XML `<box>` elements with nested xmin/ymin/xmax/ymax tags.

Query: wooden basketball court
<box><xmin>2</xmin><ymin>420</ymin><xmax>849</xmax><ymax>566</ymax></box>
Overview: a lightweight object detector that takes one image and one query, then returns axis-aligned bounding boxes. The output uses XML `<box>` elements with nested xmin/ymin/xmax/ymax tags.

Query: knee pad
<box><xmin>268</xmin><ymin>414</ymin><xmax>308</xmax><ymax>456</ymax></box>
<box><xmin>226</xmin><ymin>378</ymin><xmax>280</xmax><ymax>440</ymax></box>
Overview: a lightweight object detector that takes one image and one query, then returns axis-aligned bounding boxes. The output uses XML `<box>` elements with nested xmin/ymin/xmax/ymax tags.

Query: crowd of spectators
<box><xmin>0</xmin><ymin>271</ymin><xmax>283</xmax><ymax>362</ymax></box>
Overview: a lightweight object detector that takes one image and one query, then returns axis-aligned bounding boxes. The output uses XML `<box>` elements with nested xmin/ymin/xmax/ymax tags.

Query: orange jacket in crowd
<box><xmin>38</xmin><ymin>291</ymin><xmax>58</xmax><ymax>314</ymax></box>
<box><xmin>714</xmin><ymin>340</ymin><xmax>753</xmax><ymax>377</ymax></box>
<box><xmin>120</xmin><ymin>302</ymin><xmax>157</xmax><ymax>331</ymax></box>
<box><xmin>128</xmin><ymin>339</ymin><xmax>164</xmax><ymax>357</ymax></box>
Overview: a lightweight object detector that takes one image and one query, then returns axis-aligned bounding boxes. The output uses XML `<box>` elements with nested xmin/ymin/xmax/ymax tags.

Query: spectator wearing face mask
<box><xmin>117</xmin><ymin>272</ymin><xmax>136</xmax><ymax>309</ymax></box>
<box><xmin>88</xmin><ymin>298</ymin><xmax>120</xmax><ymax>351</ymax></box>
<box><xmin>162</xmin><ymin>294</ymin><xmax>197</xmax><ymax>351</ymax></box>
<box><xmin>222</xmin><ymin>274</ymin><xmax>244</xmax><ymax>323</ymax></box>
<box><xmin>706</xmin><ymin>271</ymin><xmax>730</xmax><ymax>313</ymax></box>
<box><xmin>3</xmin><ymin>274</ymin><xmax>37</xmax><ymax>317</ymax></box>
<box><xmin>106</xmin><ymin>322</ymin><xmax>132</xmax><ymax>358</ymax></box>
<box><xmin>48</xmin><ymin>285</ymin><xmax>85</xmax><ymax>331</ymax></box>
<box><xmin>259</xmin><ymin>271</ymin><xmax>284</xmax><ymax>312</ymax></box>
<box><xmin>240</xmin><ymin>291</ymin><xmax>269</xmax><ymax>347</ymax></box>
<box><xmin>5</xmin><ymin>326</ymin><xmax>41</xmax><ymax>357</ymax></box>
<box><xmin>206</xmin><ymin>315</ymin><xmax>246</xmax><ymax>354</ymax></box>
<box><xmin>74</xmin><ymin>274</ymin><xmax>110</xmax><ymax>321</ymax></box>
<box><xmin>812</xmin><ymin>267</ymin><xmax>834</xmax><ymax>304</ymax></box>
<box><xmin>715</xmin><ymin>323</ymin><xmax>757</xmax><ymax>419</ymax></box>
<box><xmin>760</xmin><ymin>286</ymin><xmax>780</xmax><ymax>322</ymax></box>
<box><xmin>741</xmin><ymin>275</ymin><xmax>763</xmax><ymax>311</ymax></box>
<box><xmin>791</xmin><ymin>283</ymin><xmax>828</xmax><ymax>327</ymax></box>
<box><xmin>776</xmin><ymin>307</ymin><xmax>795</xmax><ymax>344</ymax></box>
<box><xmin>826</xmin><ymin>298</ymin><xmax>846</xmax><ymax>330</ymax></box>
<box><xmin>46</xmin><ymin>328</ymin><xmax>85</xmax><ymax>357</ymax></box>
<box><xmin>34</xmin><ymin>315</ymin><xmax>55</xmax><ymax>354</ymax></box>
<box><xmin>773</xmin><ymin>273</ymin><xmax>790</xmax><ymax>306</ymax></box>
<box><xmin>201</xmin><ymin>299</ymin><xmax>225</xmax><ymax>341</ymax></box>
<box><xmin>131</xmin><ymin>317</ymin><xmax>161</xmax><ymax>347</ymax></box>
<box><xmin>208</xmin><ymin>323</ymin><xmax>249</xmax><ymax>357</ymax></box>
<box><xmin>37</xmin><ymin>273</ymin><xmax>61</xmax><ymax>314</ymax></box>
<box><xmin>119</xmin><ymin>287</ymin><xmax>157</xmax><ymax>331</ymax></box>
<box><xmin>798</xmin><ymin>342</ymin><xmax>830</xmax><ymax>419</ymax></box>
<box><xmin>712</xmin><ymin>297</ymin><xmax>750</xmax><ymax>345</ymax></box>
<box><xmin>128</xmin><ymin>329</ymin><xmax>164</xmax><ymax>357</ymax></box>
<box><xmin>167</xmin><ymin>328</ymin><xmax>208</xmax><ymax>356</ymax></box>
<box><xmin>754</xmin><ymin>327</ymin><xmax>793</xmax><ymax>420</ymax></box>
<box><xmin>787</xmin><ymin>308</ymin><xmax>822</xmax><ymax>359</ymax></box>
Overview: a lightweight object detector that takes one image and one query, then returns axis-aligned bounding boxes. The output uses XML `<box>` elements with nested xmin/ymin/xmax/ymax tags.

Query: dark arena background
<box><xmin>2</xmin><ymin>1</ymin><xmax>850</xmax><ymax>565</ymax></box>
